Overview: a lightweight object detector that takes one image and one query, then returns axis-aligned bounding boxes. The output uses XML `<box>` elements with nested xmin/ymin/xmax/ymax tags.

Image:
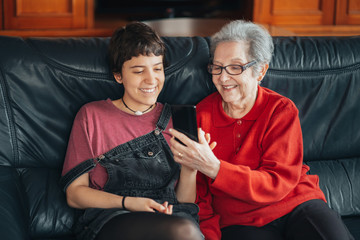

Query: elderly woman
<box><xmin>169</xmin><ymin>20</ymin><xmax>354</xmax><ymax>240</ymax></box>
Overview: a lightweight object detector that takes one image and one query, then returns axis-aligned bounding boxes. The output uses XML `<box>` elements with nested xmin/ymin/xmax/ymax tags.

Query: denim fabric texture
<box><xmin>62</xmin><ymin>104</ymin><xmax>199</xmax><ymax>240</ymax></box>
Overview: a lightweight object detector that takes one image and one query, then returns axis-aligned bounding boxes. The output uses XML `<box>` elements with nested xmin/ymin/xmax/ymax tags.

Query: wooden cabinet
<box><xmin>2</xmin><ymin>0</ymin><xmax>93</xmax><ymax>30</ymax></box>
<box><xmin>253</xmin><ymin>0</ymin><xmax>360</xmax><ymax>25</ymax></box>
<box><xmin>336</xmin><ymin>0</ymin><xmax>360</xmax><ymax>24</ymax></box>
<box><xmin>0</xmin><ymin>0</ymin><xmax>2</xmax><ymax>30</ymax></box>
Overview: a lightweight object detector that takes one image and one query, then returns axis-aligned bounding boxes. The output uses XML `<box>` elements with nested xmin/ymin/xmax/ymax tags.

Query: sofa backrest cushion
<box><xmin>0</xmin><ymin>35</ymin><xmax>359</xmax><ymax>238</ymax></box>
<box><xmin>0</xmin><ymin>35</ymin><xmax>214</xmax><ymax>237</ymax></box>
<box><xmin>262</xmin><ymin>36</ymin><xmax>360</xmax><ymax>216</ymax></box>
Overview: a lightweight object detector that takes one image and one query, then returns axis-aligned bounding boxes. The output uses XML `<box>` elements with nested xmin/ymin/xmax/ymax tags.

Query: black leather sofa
<box><xmin>0</xmin><ymin>35</ymin><xmax>359</xmax><ymax>240</ymax></box>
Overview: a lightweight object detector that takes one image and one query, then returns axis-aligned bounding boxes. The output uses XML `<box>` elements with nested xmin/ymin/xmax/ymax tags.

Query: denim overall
<box><xmin>60</xmin><ymin>104</ymin><xmax>199</xmax><ymax>240</ymax></box>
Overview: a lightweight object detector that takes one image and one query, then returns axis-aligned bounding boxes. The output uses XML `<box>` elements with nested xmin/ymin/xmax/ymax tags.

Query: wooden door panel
<box><xmin>253</xmin><ymin>0</ymin><xmax>336</xmax><ymax>25</ymax></box>
<box><xmin>272</xmin><ymin>0</ymin><xmax>320</xmax><ymax>12</ymax></box>
<box><xmin>0</xmin><ymin>0</ymin><xmax>3</xmax><ymax>30</ymax></box>
<box><xmin>3</xmin><ymin>0</ymin><xmax>88</xmax><ymax>30</ymax></box>
<box><xmin>17</xmin><ymin>0</ymin><xmax>72</xmax><ymax>14</ymax></box>
<box><xmin>336</xmin><ymin>0</ymin><xmax>360</xmax><ymax>24</ymax></box>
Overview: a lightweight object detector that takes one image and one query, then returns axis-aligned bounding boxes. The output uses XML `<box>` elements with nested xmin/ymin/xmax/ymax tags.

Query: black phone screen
<box><xmin>170</xmin><ymin>105</ymin><xmax>198</xmax><ymax>142</ymax></box>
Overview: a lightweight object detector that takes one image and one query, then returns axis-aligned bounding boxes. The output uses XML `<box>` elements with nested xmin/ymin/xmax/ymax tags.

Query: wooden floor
<box><xmin>1</xmin><ymin>15</ymin><xmax>360</xmax><ymax>38</ymax></box>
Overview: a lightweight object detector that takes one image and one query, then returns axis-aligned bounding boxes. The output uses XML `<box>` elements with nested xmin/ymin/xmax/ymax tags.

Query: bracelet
<box><xmin>122</xmin><ymin>196</ymin><xmax>127</xmax><ymax>210</ymax></box>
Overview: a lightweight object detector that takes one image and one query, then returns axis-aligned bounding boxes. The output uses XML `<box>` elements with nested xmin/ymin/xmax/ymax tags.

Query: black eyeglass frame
<box><xmin>207</xmin><ymin>60</ymin><xmax>257</xmax><ymax>75</ymax></box>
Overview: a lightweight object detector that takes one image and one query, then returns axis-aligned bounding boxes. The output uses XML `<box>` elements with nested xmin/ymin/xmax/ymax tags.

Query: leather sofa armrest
<box><xmin>0</xmin><ymin>167</ymin><xmax>29</xmax><ymax>240</ymax></box>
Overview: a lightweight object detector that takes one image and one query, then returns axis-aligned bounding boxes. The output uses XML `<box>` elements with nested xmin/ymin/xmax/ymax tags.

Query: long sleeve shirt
<box><xmin>196</xmin><ymin>86</ymin><xmax>326</xmax><ymax>240</ymax></box>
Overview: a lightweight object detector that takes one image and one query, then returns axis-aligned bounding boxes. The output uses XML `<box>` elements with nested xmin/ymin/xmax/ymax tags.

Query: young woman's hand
<box><xmin>124</xmin><ymin>197</ymin><xmax>173</xmax><ymax>214</ymax></box>
<box><xmin>160</xmin><ymin>201</ymin><xmax>173</xmax><ymax>215</ymax></box>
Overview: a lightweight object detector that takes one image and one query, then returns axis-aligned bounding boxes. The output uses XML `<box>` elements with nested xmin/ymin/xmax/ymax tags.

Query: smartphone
<box><xmin>170</xmin><ymin>105</ymin><xmax>198</xmax><ymax>143</ymax></box>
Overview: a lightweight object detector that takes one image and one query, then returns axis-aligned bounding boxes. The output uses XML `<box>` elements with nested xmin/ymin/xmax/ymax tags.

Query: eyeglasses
<box><xmin>208</xmin><ymin>60</ymin><xmax>257</xmax><ymax>75</ymax></box>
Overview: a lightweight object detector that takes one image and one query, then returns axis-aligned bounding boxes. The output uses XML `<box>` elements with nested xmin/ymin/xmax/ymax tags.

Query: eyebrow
<box><xmin>130</xmin><ymin>62</ymin><xmax>163</xmax><ymax>69</ymax></box>
<box><xmin>213</xmin><ymin>58</ymin><xmax>246</xmax><ymax>65</ymax></box>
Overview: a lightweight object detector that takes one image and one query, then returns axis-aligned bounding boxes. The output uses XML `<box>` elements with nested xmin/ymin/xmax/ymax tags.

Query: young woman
<box><xmin>60</xmin><ymin>22</ymin><xmax>202</xmax><ymax>240</ymax></box>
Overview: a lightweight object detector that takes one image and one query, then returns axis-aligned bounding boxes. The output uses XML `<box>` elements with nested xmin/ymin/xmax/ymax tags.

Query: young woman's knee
<box><xmin>170</xmin><ymin>219</ymin><xmax>203</xmax><ymax>240</ymax></box>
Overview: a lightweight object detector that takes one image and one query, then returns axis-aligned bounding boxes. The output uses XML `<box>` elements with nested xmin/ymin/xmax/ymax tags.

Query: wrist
<box><xmin>208</xmin><ymin>158</ymin><xmax>220</xmax><ymax>179</ymax></box>
<box><xmin>122</xmin><ymin>196</ymin><xmax>127</xmax><ymax>210</ymax></box>
<box><xmin>181</xmin><ymin>165</ymin><xmax>197</xmax><ymax>174</ymax></box>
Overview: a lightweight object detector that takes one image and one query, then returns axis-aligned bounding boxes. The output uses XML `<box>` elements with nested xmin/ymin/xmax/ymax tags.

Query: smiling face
<box><xmin>212</xmin><ymin>41</ymin><xmax>265</xmax><ymax>115</ymax></box>
<box><xmin>114</xmin><ymin>54</ymin><xmax>164</xmax><ymax>111</ymax></box>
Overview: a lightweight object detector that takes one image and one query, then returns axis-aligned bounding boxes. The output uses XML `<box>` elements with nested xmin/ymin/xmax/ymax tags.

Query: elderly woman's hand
<box><xmin>169</xmin><ymin>128</ymin><xmax>220</xmax><ymax>179</ymax></box>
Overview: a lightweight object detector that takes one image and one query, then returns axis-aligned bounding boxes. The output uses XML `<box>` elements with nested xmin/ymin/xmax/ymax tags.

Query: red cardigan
<box><xmin>196</xmin><ymin>86</ymin><xmax>326</xmax><ymax>240</ymax></box>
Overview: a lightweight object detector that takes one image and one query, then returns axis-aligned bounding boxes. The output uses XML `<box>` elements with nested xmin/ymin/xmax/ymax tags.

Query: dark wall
<box><xmin>95</xmin><ymin>0</ymin><xmax>250</xmax><ymax>20</ymax></box>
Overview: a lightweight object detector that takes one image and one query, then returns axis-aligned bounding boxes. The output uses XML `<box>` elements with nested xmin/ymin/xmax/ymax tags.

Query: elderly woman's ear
<box><xmin>257</xmin><ymin>64</ymin><xmax>269</xmax><ymax>82</ymax></box>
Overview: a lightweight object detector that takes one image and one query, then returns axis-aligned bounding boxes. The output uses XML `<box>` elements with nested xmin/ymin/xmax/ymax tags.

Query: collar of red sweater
<box><xmin>212</xmin><ymin>85</ymin><xmax>269</xmax><ymax>127</ymax></box>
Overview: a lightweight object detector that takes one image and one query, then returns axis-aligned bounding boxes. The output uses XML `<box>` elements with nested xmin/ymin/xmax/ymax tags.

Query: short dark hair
<box><xmin>108</xmin><ymin>22</ymin><xmax>166</xmax><ymax>74</ymax></box>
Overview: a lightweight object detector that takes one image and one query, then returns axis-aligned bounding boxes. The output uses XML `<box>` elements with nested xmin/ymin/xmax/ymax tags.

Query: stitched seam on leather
<box><xmin>25</xmin><ymin>37</ymin><xmax>204</xmax><ymax>82</ymax></box>
<box><xmin>164</xmin><ymin>36</ymin><xmax>199</xmax><ymax>75</ymax></box>
<box><xmin>0</xmin><ymin>62</ymin><xmax>19</xmax><ymax>167</ymax></box>
<box><xmin>25</xmin><ymin>39</ymin><xmax>114</xmax><ymax>81</ymax></box>
<box><xmin>164</xmin><ymin>37</ymin><xmax>215</xmax><ymax>93</ymax></box>
<box><xmin>267</xmin><ymin>62</ymin><xmax>360</xmax><ymax>77</ymax></box>
<box><xmin>339</xmin><ymin>161</ymin><xmax>355</xmax><ymax>212</ymax></box>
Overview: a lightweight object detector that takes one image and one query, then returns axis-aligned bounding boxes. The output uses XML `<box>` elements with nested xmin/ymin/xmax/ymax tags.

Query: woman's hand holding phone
<box><xmin>169</xmin><ymin>128</ymin><xmax>219</xmax><ymax>179</ymax></box>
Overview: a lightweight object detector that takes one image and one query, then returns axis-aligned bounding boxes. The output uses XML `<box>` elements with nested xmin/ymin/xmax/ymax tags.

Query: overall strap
<box><xmin>60</xmin><ymin>104</ymin><xmax>172</xmax><ymax>192</ymax></box>
<box><xmin>156</xmin><ymin>103</ymin><xmax>172</xmax><ymax>131</ymax></box>
<box><xmin>59</xmin><ymin>158</ymin><xmax>98</xmax><ymax>192</ymax></box>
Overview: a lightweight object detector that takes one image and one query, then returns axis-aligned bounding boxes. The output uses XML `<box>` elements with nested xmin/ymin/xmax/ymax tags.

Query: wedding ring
<box><xmin>178</xmin><ymin>152</ymin><xmax>183</xmax><ymax>158</ymax></box>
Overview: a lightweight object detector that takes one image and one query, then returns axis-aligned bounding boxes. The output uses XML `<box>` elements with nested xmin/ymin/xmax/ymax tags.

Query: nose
<box><xmin>145</xmin><ymin>70</ymin><xmax>158</xmax><ymax>84</ymax></box>
<box><xmin>217</xmin><ymin>70</ymin><xmax>230</xmax><ymax>83</ymax></box>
